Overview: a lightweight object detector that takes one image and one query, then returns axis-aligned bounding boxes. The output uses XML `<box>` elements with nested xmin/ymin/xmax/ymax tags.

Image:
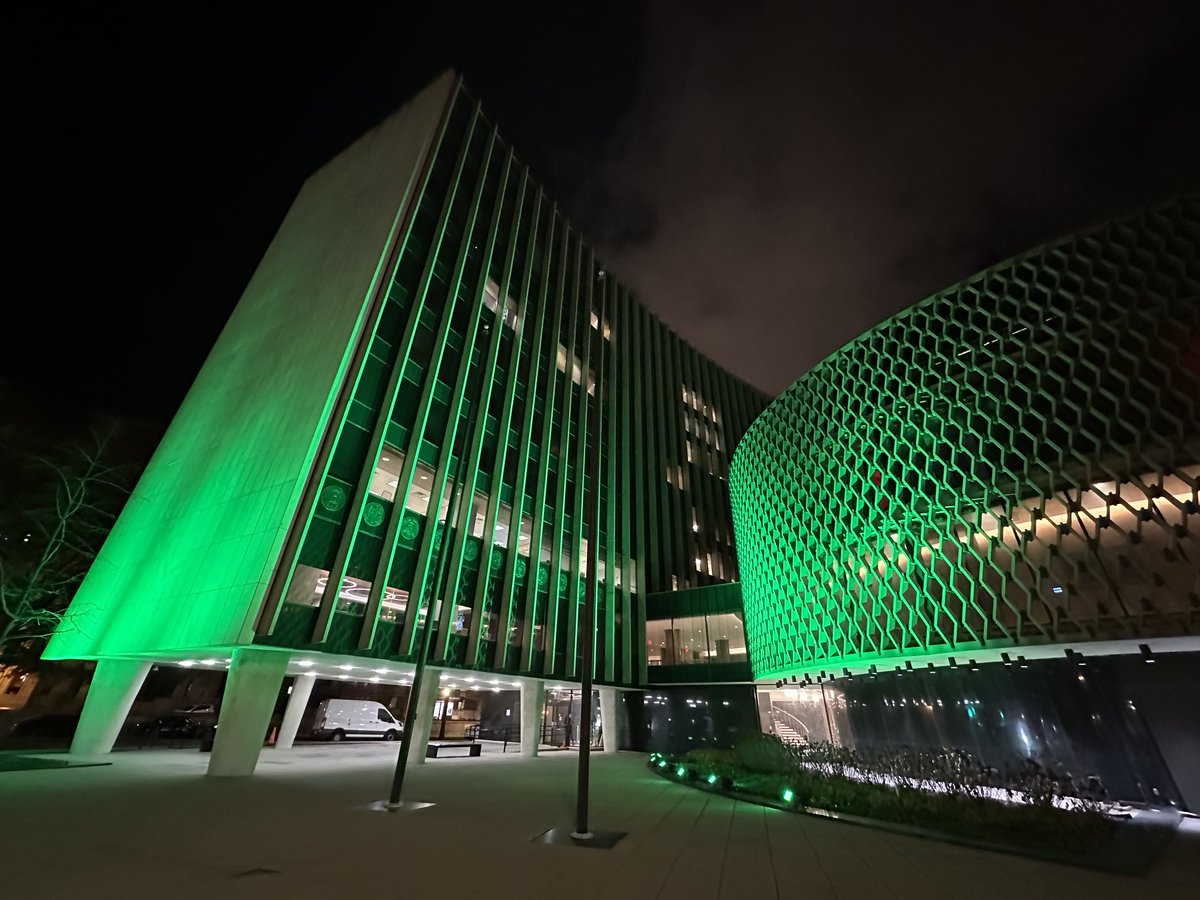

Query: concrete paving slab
<box><xmin>1</xmin><ymin>745</ymin><xmax>1196</xmax><ymax>900</ymax></box>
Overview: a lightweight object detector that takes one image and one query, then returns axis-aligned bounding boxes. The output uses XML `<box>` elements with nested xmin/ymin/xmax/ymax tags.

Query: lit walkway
<box><xmin>3</xmin><ymin>746</ymin><xmax>1197</xmax><ymax>900</ymax></box>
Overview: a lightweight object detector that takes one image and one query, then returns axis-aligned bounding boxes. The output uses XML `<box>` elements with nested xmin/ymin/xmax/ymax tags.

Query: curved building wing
<box><xmin>731</xmin><ymin>196</ymin><xmax>1200</xmax><ymax>680</ymax></box>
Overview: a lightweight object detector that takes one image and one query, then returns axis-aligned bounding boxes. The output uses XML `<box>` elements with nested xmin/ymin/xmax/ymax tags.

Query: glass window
<box><xmin>518</xmin><ymin>511</ymin><xmax>533</xmax><ymax>556</ymax></box>
<box><xmin>468</xmin><ymin>492</ymin><xmax>488</xmax><ymax>538</ymax></box>
<box><xmin>369</xmin><ymin>446</ymin><xmax>405</xmax><ymax>501</ymax></box>
<box><xmin>706</xmin><ymin>612</ymin><xmax>746</xmax><ymax>662</ymax></box>
<box><xmin>283</xmin><ymin>564</ymin><xmax>409</xmax><ymax>623</ymax></box>
<box><xmin>644</xmin><ymin>618</ymin><xmax>669</xmax><ymax>665</ymax></box>
<box><xmin>555</xmin><ymin>343</ymin><xmax>596</xmax><ymax>395</ymax></box>
<box><xmin>646</xmin><ymin>615</ymin><xmax>709</xmax><ymax>665</ymax></box>
<box><xmin>406</xmin><ymin>464</ymin><xmax>450</xmax><ymax>521</ymax></box>
<box><xmin>483</xmin><ymin>278</ymin><xmax>520</xmax><ymax>330</ymax></box>
<box><xmin>674</xmin><ymin>614</ymin><xmax>708</xmax><ymax>663</ymax></box>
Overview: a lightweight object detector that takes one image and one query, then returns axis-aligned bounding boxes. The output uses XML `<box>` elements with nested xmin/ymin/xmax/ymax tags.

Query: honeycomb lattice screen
<box><xmin>730</xmin><ymin>195</ymin><xmax>1200</xmax><ymax>681</ymax></box>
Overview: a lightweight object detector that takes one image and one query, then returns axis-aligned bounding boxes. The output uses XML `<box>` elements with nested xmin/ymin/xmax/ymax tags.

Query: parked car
<box><xmin>132</xmin><ymin>714</ymin><xmax>212</xmax><ymax>740</ymax></box>
<box><xmin>313</xmin><ymin>699</ymin><xmax>403</xmax><ymax>741</ymax></box>
<box><xmin>8</xmin><ymin>714</ymin><xmax>80</xmax><ymax>742</ymax></box>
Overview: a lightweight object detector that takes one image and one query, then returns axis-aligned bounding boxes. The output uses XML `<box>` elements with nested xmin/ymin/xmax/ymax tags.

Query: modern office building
<box><xmin>732</xmin><ymin>195</ymin><xmax>1200</xmax><ymax>808</ymax></box>
<box><xmin>42</xmin><ymin>68</ymin><xmax>1197</xmax><ymax>807</ymax></box>
<box><xmin>42</xmin><ymin>72</ymin><xmax>766</xmax><ymax>774</ymax></box>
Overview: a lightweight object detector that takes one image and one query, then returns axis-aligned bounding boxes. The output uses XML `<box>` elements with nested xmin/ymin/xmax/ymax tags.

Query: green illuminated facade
<box><xmin>44</xmin><ymin>72</ymin><xmax>765</xmax><ymax>689</ymax></box>
<box><xmin>732</xmin><ymin>196</ymin><xmax>1200</xmax><ymax>681</ymax></box>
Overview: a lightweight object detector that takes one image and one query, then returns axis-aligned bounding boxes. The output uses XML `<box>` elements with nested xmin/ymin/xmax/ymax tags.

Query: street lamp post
<box><xmin>387</xmin><ymin>321</ymin><xmax>491</xmax><ymax>808</ymax></box>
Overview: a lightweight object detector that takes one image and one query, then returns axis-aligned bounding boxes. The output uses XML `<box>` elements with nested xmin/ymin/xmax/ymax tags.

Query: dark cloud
<box><xmin>6</xmin><ymin>3</ymin><xmax>1197</xmax><ymax>418</ymax></box>
<box><xmin>576</xmin><ymin>2</ymin><xmax>1200</xmax><ymax>393</ymax></box>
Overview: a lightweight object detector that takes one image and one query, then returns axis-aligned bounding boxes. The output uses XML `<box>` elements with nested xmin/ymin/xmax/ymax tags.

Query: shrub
<box><xmin>651</xmin><ymin>738</ymin><xmax>1115</xmax><ymax>858</ymax></box>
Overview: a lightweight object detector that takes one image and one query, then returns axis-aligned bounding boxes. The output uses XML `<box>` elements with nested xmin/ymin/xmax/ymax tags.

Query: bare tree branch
<box><xmin>0</xmin><ymin>426</ymin><xmax>132</xmax><ymax>661</ymax></box>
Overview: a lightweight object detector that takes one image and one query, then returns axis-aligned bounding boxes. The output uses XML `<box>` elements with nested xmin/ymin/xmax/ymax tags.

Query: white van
<box><xmin>313</xmin><ymin>699</ymin><xmax>404</xmax><ymax>741</ymax></box>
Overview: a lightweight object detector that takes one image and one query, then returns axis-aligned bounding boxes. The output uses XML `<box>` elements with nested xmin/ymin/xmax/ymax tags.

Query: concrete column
<box><xmin>71</xmin><ymin>658</ymin><xmax>151</xmax><ymax>756</ymax></box>
<box><xmin>405</xmin><ymin>668</ymin><xmax>442</xmax><ymax>766</ymax></box>
<box><xmin>207</xmin><ymin>648</ymin><xmax>288</xmax><ymax>777</ymax></box>
<box><xmin>599</xmin><ymin>686</ymin><xmax>621</xmax><ymax>753</ymax></box>
<box><xmin>520</xmin><ymin>679</ymin><xmax>545</xmax><ymax>757</ymax></box>
<box><xmin>274</xmin><ymin>672</ymin><xmax>316</xmax><ymax>750</ymax></box>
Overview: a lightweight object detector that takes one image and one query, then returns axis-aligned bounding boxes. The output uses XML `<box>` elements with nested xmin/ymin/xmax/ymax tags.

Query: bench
<box><xmin>426</xmin><ymin>741</ymin><xmax>481</xmax><ymax>759</ymax></box>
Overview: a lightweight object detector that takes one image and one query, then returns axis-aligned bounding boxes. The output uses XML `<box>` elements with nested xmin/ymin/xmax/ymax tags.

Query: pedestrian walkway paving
<box><xmin>3</xmin><ymin>745</ymin><xmax>1197</xmax><ymax>900</ymax></box>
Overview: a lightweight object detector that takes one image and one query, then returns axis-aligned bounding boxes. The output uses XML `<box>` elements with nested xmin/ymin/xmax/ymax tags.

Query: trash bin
<box><xmin>199</xmin><ymin>725</ymin><xmax>216</xmax><ymax>753</ymax></box>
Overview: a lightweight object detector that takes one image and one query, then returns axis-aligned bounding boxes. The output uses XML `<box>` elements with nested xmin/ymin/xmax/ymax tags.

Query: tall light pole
<box><xmin>386</xmin><ymin>321</ymin><xmax>491</xmax><ymax>808</ymax></box>
<box><xmin>564</xmin><ymin>274</ymin><xmax>623</xmax><ymax>848</ymax></box>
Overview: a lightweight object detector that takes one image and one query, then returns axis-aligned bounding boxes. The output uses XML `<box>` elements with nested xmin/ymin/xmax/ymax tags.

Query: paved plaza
<box><xmin>3</xmin><ymin>745</ymin><xmax>1198</xmax><ymax>900</ymax></box>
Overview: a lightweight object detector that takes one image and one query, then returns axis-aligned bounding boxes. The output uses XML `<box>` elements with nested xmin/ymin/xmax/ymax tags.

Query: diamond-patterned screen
<box><xmin>730</xmin><ymin>196</ymin><xmax>1200</xmax><ymax>681</ymax></box>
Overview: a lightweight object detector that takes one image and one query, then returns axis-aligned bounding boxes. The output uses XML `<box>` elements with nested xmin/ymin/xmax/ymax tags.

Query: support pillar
<box><xmin>274</xmin><ymin>672</ymin><xmax>316</xmax><ymax>750</ymax></box>
<box><xmin>520</xmin><ymin>679</ymin><xmax>545</xmax><ymax>757</ymax></box>
<box><xmin>70</xmin><ymin>658</ymin><xmax>151</xmax><ymax>756</ymax></box>
<box><xmin>405</xmin><ymin>667</ymin><xmax>441</xmax><ymax>766</ymax></box>
<box><xmin>207</xmin><ymin>648</ymin><xmax>288</xmax><ymax>777</ymax></box>
<box><xmin>598</xmin><ymin>686</ymin><xmax>621</xmax><ymax>753</ymax></box>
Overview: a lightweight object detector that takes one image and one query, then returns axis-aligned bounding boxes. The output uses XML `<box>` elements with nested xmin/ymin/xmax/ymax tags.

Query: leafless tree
<box><xmin>0</xmin><ymin>430</ymin><xmax>131</xmax><ymax>661</ymax></box>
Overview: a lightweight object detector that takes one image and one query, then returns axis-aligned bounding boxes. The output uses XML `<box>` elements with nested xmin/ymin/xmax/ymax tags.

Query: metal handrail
<box><xmin>770</xmin><ymin>704</ymin><xmax>811</xmax><ymax>735</ymax></box>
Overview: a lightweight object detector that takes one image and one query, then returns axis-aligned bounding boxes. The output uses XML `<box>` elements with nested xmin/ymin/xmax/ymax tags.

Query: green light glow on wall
<box><xmin>43</xmin><ymin>73</ymin><xmax>766</xmax><ymax>690</ymax></box>
<box><xmin>730</xmin><ymin>196</ymin><xmax>1200</xmax><ymax>682</ymax></box>
<box><xmin>43</xmin><ymin>74</ymin><xmax>461</xmax><ymax>662</ymax></box>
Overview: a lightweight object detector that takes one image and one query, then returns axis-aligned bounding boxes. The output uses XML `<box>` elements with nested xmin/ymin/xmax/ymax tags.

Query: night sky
<box><xmin>7</xmin><ymin>2</ymin><xmax>1199</xmax><ymax>427</ymax></box>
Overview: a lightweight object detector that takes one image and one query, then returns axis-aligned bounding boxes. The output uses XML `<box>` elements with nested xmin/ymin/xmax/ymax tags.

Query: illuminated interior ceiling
<box><xmin>730</xmin><ymin>195</ymin><xmax>1200</xmax><ymax>681</ymax></box>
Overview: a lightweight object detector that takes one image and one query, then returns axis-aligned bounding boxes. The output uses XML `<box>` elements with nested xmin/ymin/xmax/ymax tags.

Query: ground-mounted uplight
<box><xmin>658</xmin><ymin>760</ymin><xmax>669</xmax><ymax>769</ymax></box>
<box><xmin>781</xmin><ymin>788</ymin><xmax>795</xmax><ymax>804</ymax></box>
<box><xmin>706</xmin><ymin>773</ymin><xmax>719</xmax><ymax>785</ymax></box>
<box><xmin>675</xmin><ymin>766</ymin><xmax>687</xmax><ymax>778</ymax></box>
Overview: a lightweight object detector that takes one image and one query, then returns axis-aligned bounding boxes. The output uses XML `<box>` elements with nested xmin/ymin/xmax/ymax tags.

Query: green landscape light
<box><xmin>676</xmin><ymin>766</ymin><xmax>687</xmax><ymax>778</ymax></box>
<box><xmin>657</xmin><ymin>759</ymin><xmax>669</xmax><ymax>768</ymax></box>
<box><xmin>706</xmin><ymin>773</ymin><xmax>719</xmax><ymax>785</ymax></box>
<box><xmin>781</xmin><ymin>788</ymin><xmax>795</xmax><ymax>803</ymax></box>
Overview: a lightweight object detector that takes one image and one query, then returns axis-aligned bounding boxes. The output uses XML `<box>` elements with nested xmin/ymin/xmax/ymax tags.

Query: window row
<box><xmin>645</xmin><ymin>612</ymin><xmax>747</xmax><ymax>666</ymax></box>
